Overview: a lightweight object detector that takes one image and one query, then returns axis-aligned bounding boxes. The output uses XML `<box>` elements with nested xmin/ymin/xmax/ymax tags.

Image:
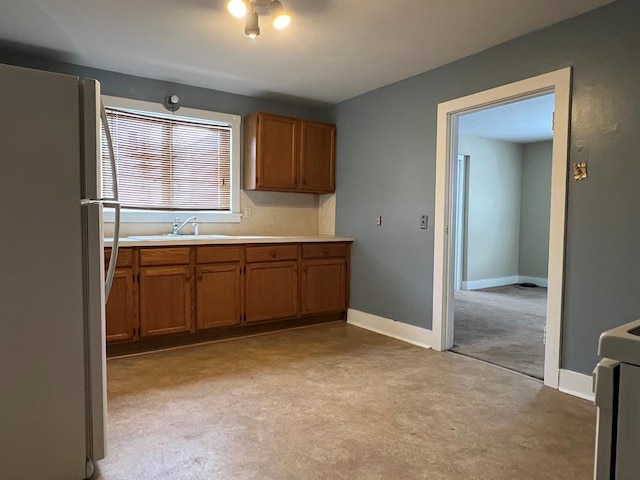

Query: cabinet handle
<box><xmin>270</xmin><ymin>250</ymin><xmax>276</xmax><ymax>258</ymax></box>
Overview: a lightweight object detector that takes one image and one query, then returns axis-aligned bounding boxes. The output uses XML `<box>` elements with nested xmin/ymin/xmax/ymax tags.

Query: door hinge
<box><xmin>543</xmin><ymin>325</ymin><xmax>547</xmax><ymax>345</ymax></box>
<box><xmin>552</xmin><ymin>111</ymin><xmax>555</xmax><ymax>131</ymax></box>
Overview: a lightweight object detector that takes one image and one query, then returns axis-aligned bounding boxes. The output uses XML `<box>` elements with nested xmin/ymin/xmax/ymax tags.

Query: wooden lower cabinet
<box><xmin>139</xmin><ymin>266</ymin><xmax>193</xmax><ymax>337</ymax></box>
<box><xmin>245</xmin><ymin>260</ymin><xmax>298</xmax><ymax>323</ymax></box>
<box><xmin>301</xmin><ymin>258</ymin><xmax>347</xmax><ymax>315</ymax></box>
<box><xmin>105</xmin><ymin>242</ymin><xmax>350</xmax><ymax>353</ymax></box>
<box><xmin>196</xmin><ymin>264</ymin><xmax>242</xmax><ymax>329</ymax></box>
<box><xmin>105</xmin><ymin>268</ymin><xmax>136</xmax><ymax>342</ymax></box>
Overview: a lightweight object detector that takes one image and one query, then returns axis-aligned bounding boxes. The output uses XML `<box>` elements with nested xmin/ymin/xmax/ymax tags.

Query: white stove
<box><xmin>593</xmin><ymin>319</ymin><xmax>640</xmax><ymax>480</ymax></box>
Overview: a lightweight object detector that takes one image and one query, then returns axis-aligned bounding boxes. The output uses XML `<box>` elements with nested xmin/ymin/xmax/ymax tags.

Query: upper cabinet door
<box><xmin>256</xmin><ymin>113</ymin><xmax>298</xmax><ymax>190</ymax></box>
<box><xmin>299</xmin><ymin>121</ymin><xmax>336</xmax><ymax>193</ymax></box>
<box><xmin>244</xmin><ymin>112</ymin><xmax>336</xmax><ymax>193</ymax></box>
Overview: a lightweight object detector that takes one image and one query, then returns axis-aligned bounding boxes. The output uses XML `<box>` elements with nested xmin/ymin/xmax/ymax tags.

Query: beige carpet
<box><xmin>93</xmin><ymin>322</ymin><xmax>594</xmax><ymax>480</ymax></box>
<box><xmin>453</xmin><ymin>285</ymin><xmax>546</xmax><ymax>379</ymax></box>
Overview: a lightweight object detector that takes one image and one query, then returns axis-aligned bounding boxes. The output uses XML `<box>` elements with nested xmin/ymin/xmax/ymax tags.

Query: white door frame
<box><xmin>431</xmin><ymin>68</ymin><xmax>572</xmax><ymax>389</ymax></box>
<box><xmin>453</xmin><ymin>154</ymin><xmax>468</xmax><ymax>291</ymax></box>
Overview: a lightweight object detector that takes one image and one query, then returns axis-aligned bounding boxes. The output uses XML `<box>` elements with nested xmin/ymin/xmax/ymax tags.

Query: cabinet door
<box><xmin>257</xmin><ymin>113</ymin><xmax>298</xmax><ymax>190</ymax></box>
<box><xmin>301</xmin><ymin>258</ymin><xmax>347</xmax><ymax>315</ymax></box>
<box><xmin>299</xmin><ymin>121</ymin><xmax>336</xmax><ymax>193</ymax></box>
<box><xmin>140</xmin><ymin>266</ymin><xmax>193</xmax><ymax>337</ymax></box>
<box><xmin>196</xmin><ymin>264</ymin><xmax>242</xmax><ymax>329</ymax></box>
<box><xmin>105</xmin><ymin>268</ymin><xmax>137</xmax><ymax>343</ymax></box>
<box><xmin>245</xmin><ymin>261</ymin><xmax>298</xmax><ymax>323</ymax></box>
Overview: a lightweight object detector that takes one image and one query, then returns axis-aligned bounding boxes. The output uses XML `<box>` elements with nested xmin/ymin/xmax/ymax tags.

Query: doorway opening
<box><xmin>450</xmin><ymin>94</ymin><xmax>554</xmax><ymax>379</ymax></box>
<box><xmin>431</xmin><ymin>68</ymin><xmax>571</xmax><ymax>389</ymax></box>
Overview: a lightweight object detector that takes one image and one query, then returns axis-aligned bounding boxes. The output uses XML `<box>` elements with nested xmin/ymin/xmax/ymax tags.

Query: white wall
<box><xmin>458</xmin><ymin>135</ymin><xmax>523</xmax><ymax>285</ymax></box>
<box><xmin>519</xmin><ymin>141</ymin><xmax>553</xmax><ymax>279</ymax></box>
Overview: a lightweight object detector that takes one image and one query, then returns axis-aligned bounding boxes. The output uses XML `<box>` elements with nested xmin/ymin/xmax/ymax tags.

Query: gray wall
<box><xmin>459</xmin><ymin>135</ymin><xmax>523</xmax><ymax>284</ymax></box>
<box><xmin>333</xmin><ymin>0</ymin><xmax>640</xmax><ymax>375</ymax></box>
<box><xmin>0</xmin><ymin>47</ymin><xmax>330</xmax><ymax>122</ymax></box>
<box><xmin>519</xmin><ymin>141</ymin><xmax>553</xmax><ymax>279</ymax></box>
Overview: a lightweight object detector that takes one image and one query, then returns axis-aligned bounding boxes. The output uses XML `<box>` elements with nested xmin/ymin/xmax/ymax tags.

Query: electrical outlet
<box><xmin>244</xmin><ymin>207</ymin><xmax>252</xmax><ymax>218</ymax></box>
<box><xmin>376</xmin><ymin>215</ymin><xmax>382</xmax><ymax>227</ymax></box>
<box><xmin>420</xmin><ymin>215</ymin><xmax>428</xmax><ymax>229</ymax></box>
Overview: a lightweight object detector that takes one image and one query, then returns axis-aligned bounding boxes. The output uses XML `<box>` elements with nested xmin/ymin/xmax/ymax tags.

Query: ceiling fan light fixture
<box><xmin>244</xmin><ymin>10</ymin><xmax>260</xmax><ymax>38</ymax></box>
<box><xmin>270</xmin><ymin>1</ymin><xmax>291</xmax><ymax>29</ymax></box>
<box><xmin>227</xmin><ymin>0</ymin><xmax>247</xmax><ymax>18</ymax></box>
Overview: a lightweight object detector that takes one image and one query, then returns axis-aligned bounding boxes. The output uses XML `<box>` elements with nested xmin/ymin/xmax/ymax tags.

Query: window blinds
<box><xmin>101</xmin><ymin>108</ymin><xmax>232</xmax><ymax>211</ymax></box>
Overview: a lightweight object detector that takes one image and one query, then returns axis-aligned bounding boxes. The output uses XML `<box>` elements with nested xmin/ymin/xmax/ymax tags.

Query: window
<box><xmin>101</xmin><ymin>96</ymin><xmax>241</xmax><ymax>223</ymax></box>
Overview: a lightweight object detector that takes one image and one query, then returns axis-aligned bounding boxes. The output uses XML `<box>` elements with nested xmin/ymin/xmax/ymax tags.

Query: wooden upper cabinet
<box><xmin>257</xmin><ymin>113</ymin><xmax>298</xmax><ymax>190</ymax></box>
<box><xmin>299</xmin><ymin>120</ymin><xmax>336</xmax><ymax>193</ymax></box>
<box><xmin>244</xmin><ymin>112</ymin><xmax>336</xmax><ymax>193</ymax></box>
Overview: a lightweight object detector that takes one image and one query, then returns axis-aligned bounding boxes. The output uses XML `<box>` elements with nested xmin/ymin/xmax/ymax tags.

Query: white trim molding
<box><xmin>558</xmin><ymin>369</ymin><xmax>595</xmax><ymax>402</ymax></box>
<box><xmin>432</xmin><ymin>67</ymin><xmax>572</xmax><ymax>390</ymax></box>
<box><xmin>462</xmin><ymin>276</ymin><xmax>519</xmax><ymax>290</ymax></box>
<box><xmin>461</xmin><ymin>276</ymin><xmax>548</xmax><ymax>290</ymax></box>
<box><xmin>518</xmin><ymin>276</ymin><xmax>548</xmax><ymax>287</ymax></box>
<box><xmin>347</xmin><ymin>309</ymin><xmax>434</xmax><ymax>349</ymax></box>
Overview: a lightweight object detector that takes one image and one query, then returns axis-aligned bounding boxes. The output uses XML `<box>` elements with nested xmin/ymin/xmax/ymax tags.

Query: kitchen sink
<box><xmin>128</xmin><ymin>234</ymin><xmax>232</xmax><ymax>240</ymax></box>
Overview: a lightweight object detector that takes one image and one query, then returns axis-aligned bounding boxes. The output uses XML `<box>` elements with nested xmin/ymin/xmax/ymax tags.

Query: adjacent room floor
<box><xmin>453</xmin><ymin>285</ymin><xmax>547</xmax><ymax>379</ymax></box>
<box><xmin>94</xmin><ymin>322</ymin><xmax>593</xmax><ymax>480</ymax></box>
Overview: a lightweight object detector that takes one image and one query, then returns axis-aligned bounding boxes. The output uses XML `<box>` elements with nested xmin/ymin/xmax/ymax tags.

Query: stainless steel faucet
<box><xmin>172</xmin><ymin>216</ymin><xmax>197</xmax><ymax>235</ymax></box>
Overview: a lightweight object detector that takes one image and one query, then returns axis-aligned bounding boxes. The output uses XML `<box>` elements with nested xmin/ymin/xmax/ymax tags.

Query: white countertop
<box><xmin>104</xmin><ymin>235</ymin><xmax>354</xmax><ymax>247</ymax></box>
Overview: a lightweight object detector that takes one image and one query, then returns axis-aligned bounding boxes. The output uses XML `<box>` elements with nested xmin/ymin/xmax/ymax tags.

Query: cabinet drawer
<box><xmin>140</xmin><ymin>247</ymin><xmax>191</xmax><ymax>266</ymax></box>
<box><xmin>197</xmin><ymin>246</ymin><xmax>242</xmax><ymax>264</ymax></box>
<box><xmin>105</xmin><ymin>248</ymin><xmax>134</xmax><ymax>267</ymax></box>
<box><xmin>302</xmin><ymin>243</ymin><xmax>348</xmax><ymax>259</ymax></box>
<box><xmin>246</xmin><ymin>244</ymin><xmax>298</xmax><ymax>263</ymax></box>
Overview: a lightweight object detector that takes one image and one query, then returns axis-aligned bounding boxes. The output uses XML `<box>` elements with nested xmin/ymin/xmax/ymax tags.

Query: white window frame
<box><xmin>101</xmin><ymin>95</ymin><xmax>242</xmax><ymax>223</ymax></box>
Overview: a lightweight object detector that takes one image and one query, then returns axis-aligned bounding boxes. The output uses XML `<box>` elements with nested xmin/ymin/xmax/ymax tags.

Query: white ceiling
<box><xmin>0</xmin><ymin>0</ymin><xmax>615</xmax><ymax>105</ymax></box>
<box><xmin>458</xmin><ymin>93</ymin><xmax>555</xmax><ymax>143</ymax></box>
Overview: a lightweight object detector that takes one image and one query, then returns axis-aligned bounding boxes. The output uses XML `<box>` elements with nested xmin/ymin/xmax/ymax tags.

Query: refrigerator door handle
<box><xmin>100</xmin><ymin>101</ymin><xmax>121</xmax><ymax>299</ymax></box>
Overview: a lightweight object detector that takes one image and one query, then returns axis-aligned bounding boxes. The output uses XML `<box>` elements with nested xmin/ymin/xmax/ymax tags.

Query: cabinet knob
<box><xmin>323</xmin><ymin>248</ymin><xmax>329</xmax><ymax>254</ymax></box>
<box><xmin>270</xmin><ymin>250</ymin><xmax>276</xmax><ymax>258</ymax></box>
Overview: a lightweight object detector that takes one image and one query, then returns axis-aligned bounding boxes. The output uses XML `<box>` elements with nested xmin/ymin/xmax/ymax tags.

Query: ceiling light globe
<box><xmin>270</xmin><ymin>1</ymin><xmax>291</xmax><ymax>29</ymax></box>
<box><xmin>272</xmin><ymin>13</ymin><xmax>291</xmax><ymax>29</ymax></box>
<box><xmin>227</xmin><ymin>0</ymin><xmax>247</xmax><ymax>18</ymax></box>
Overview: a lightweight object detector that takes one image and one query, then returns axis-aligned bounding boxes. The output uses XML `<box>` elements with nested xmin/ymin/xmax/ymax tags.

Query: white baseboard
<box><xmin>462</xmin><ymin>276</ymin><xmax>519</xmax><ymax>290</ymax></box>
<box><xmin>558</xmin><ymin>369</ymin><xmax>594</xmax><ymax>402</ymax></box>
<box><xmin>518</xmin><ymin>276</ymin><xmax>548</xmax><ymax>287</ymax></box>
<box><xmin>461</xmin><ymin>275</ymin><xmax>548</xmax><ymax>290</ymax></box>
<box><xmin>346</xmin><ymin>309</ymin><xmax>434</xmax><ymax>349</ymax></box>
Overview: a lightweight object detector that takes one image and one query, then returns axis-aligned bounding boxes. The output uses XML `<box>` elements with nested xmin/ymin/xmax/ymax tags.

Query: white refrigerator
<box><xmin>0</xmin><ymin>63</ymin><xmax>121</xmax><ymax>479</ymax></box>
